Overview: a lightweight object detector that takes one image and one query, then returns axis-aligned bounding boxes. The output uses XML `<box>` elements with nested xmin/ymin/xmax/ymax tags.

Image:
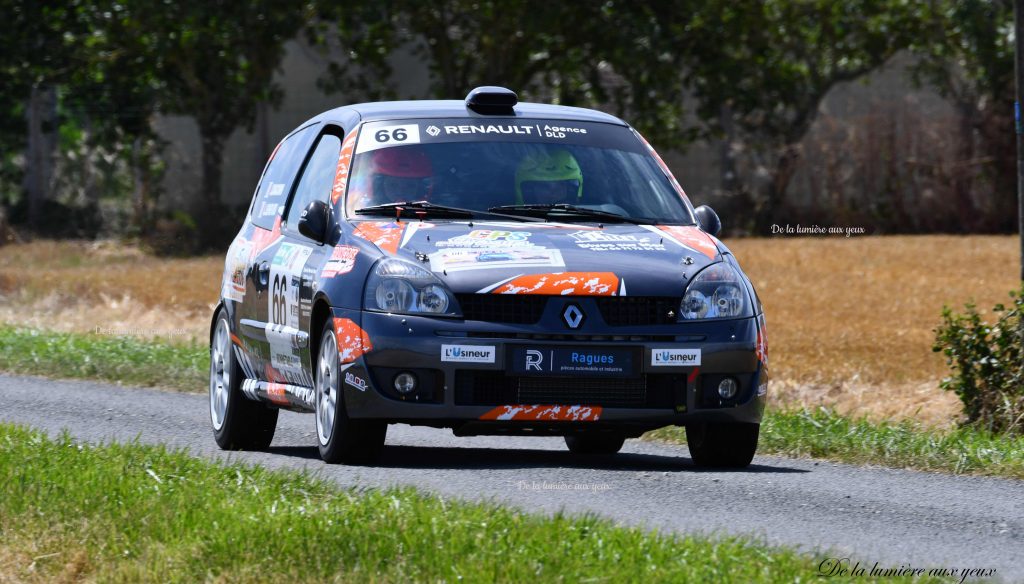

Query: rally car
<box><xmin>210</xmin><ymin>86</ymin><xmax>768</xmax><ymax>467</ymax></box>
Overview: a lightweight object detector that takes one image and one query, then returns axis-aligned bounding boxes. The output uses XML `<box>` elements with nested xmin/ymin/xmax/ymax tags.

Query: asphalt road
<box><xmin>2</xmin><ymin>373</ymin><xmax>1021</xmax><ymax>581</ymax></box>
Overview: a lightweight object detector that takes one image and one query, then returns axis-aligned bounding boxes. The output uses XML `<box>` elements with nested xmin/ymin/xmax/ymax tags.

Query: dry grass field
<box><xmin>0</xmin><ymin>236</ymin><xmax>1018</xmax><ymax>424</ymax></box>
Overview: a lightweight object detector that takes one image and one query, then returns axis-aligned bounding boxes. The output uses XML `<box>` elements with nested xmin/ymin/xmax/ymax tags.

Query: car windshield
<box><xmin>344</xmin><ymin>118</ymin><xmax>696</xmax><ymax>224</ymax></box>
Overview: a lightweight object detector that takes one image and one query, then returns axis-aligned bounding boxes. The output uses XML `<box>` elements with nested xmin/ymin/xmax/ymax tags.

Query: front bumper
<box><xmin>337</xmin><ymin>305</ymin><xmax>767</xmax><ymax>435</ymax></box>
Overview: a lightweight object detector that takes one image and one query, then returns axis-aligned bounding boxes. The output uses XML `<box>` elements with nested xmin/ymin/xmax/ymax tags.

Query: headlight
<box><xmin>680</xmin><ymin>262</ymin><xmax>752</xmax><ymax>320</ymax></box>
<box><xmin>364</xmin><ymin>258</ymin><xmax>461</xmax><ymax>316</ymax></box>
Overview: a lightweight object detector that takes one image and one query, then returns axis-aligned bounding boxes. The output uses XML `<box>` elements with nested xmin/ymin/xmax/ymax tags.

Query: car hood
<box><xmin>350</xmin><ymin>220</ymin><xmax>725</xmax><ymax>296</ymax></box>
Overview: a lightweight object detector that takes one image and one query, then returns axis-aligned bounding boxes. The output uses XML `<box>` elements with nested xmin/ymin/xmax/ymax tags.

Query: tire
<box><xmin>564</xmin><ymin>433</ymin><xmax>626</xmax><ymax>455</ymax></box>
<box><xmin>685</xmin><ymin>422</ymin><xmax>759</xmax><ymax>468</ymax></box>
<box><xmin>315</xmin><ymin>320</ymin><xmax>387</xmax><ymax>464</ymax></box>
<box><xmin>210</xmin><ymin>309</ymin><xmax>278</xmax><ymax>450</ymax></box>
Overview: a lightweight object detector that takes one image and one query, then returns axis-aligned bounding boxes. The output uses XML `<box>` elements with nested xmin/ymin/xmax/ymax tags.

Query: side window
<box><xmin>250</xmin><ymin>123</ymin><xmax>319</xmax><ymax>230</ymax></box>
<box><xmin>285</xmin><ymin>133</ymin><xmax>343</xmax><ymax>228</ymax></box>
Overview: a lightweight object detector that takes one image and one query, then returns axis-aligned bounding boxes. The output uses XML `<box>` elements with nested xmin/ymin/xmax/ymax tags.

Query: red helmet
<box><xmin>365</xmin><ymin>146</ymin><xmax>433</xmax><ymax>203</ymax></box>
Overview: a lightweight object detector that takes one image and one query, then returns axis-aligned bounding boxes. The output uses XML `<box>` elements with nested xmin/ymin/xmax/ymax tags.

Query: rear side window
<box><xmin>285</xmin><ymin>133</ymin><xmax>343</xmax><ymax>228</ymax></box>
<box><xmin>250</xmin><ymin>123</ymin><xmax>319</xmax><ymax>230</ymax></box>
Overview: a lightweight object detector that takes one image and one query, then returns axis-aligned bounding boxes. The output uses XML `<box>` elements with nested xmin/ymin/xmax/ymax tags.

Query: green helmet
<box><xmin>515</xmin><ymin>149</ymin><xmax>583</xmax><ymax>204</ymax></box>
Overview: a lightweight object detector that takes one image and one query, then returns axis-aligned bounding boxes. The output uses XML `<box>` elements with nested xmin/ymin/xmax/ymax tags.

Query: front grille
<box><xmin>456</xmin><ymin>294</ymin><xmax>547</xmax><ymax>324</ymax></box>
<box><xmin>596</xmin><ymin>297</ymin><xmax>679</xmax><ymax>326</ymax></box>
<box><xmin>455</xmin><ymin>371</ymin><xmax>683</xmax><ymax>409</ymax></box>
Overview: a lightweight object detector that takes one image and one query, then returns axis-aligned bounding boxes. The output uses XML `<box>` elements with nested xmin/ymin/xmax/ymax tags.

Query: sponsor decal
<box><xmin>321</xmin><ymin>245</ymin><xmax>359</xmax><ymax>278</ymax></box>
<box><xmin>757</xmin><ymin>382</ymin><xmax>768</xmax><ymax>397</ymax></box>
<box><xmin>441</xmin><ymin>344</ymin><xmax>496</xmax><ymax>363</ymax></box>
<box><xmin>514</xmin><ymin>346</ymin><xmax>633</xmax><ymax>377</ymax></box>
<box><xmin>651</xmin><ymin>348</ymin><xmax>701</xmax><ymax>367</ymax></box>
<box><xmin>567</xmin><ymin>230</ymin><xmax>666</xmax><ymax>252</ymax></box>
<box><xmin>266</xmin><ymin>382</ymin><xmax>290</xmax><ymax>406</ymax></box>
<box><xmin>333</xmin><ymin>317</ymin><xmax>373</xmax><ymax>363</ymax></box>
<box><xmin>258</xmin><ymin>202</ymin><xmax>279</xmax><ymax>217</ymax></box>
<box><xmin>429</xmin><ymin>248</ymin><xmax>564</xmax><ymax>273</ymax></box>
<box><xmin>269</xmin><ymin>242</ymin><xmax>313</xmax><ymax>330</ymax></box>
<box><xmin>650</xmin><ymin>225</ymin><xmax>719</xmax><ymax>260</ymax></box>
<box><xmin>331</xmin><ymin>127</ymin><xmax>360</xmax><ymax>205</ymax></box>
<box><xmin>268</xmin><ymin>182</ymin><xmax>285</xmax><ymax>197</ymax></box>
<box><xmin>442</xmin><ymin>124</ymin><xmax>535</xmax><ymax>136</ymax></box>
<box><xmin>435</xmin><ymin>230</ymin><xmax>537</xmax><ymax>249</ymax></box>
<box><xmin>356</xmin><ymin>123</ymin><xmax>422</xmax><ymax>154</ymax></box>
<box><xmin>479</xmin><ymin>404</ymin><xmax>602</xmax><ymax>422</ymax></box>
<box><xmin>345</xmin><ymin>371</ymin><xmax>368</xmax><ymax>391</ymax></box>
<box><xmin>486</xmin><ymin>272</ymin><xmax>620</xmax><ymax>296</ymax></box>
<box><xmin>425</xmin><ymin>125</ymin><xmax>441</xmax><ymax>137</ymax></box>
<box><xmin>221</xmin><ymin>239</ymin><xmax>254</xmax><ymax>303</ymax></box>
<box><xmin>354</xmin><ymin>221</ymin><xmax>406</xmax><ymax>255</ymax></box>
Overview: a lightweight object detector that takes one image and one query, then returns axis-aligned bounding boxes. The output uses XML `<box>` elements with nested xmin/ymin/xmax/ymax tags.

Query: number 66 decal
<box><xmin>357</xmin><ymin>124</ymin><xmax>421</xmax><ymax>153</ymax></box>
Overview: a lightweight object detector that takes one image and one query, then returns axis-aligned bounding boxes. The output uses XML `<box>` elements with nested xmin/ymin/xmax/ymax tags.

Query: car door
<box><xmin>262</xmin><ymin>126</ymin><xmax>346</xmax><ymax>388</ymax></box>
<box><xmin>239</xmin><ymin>123</ymin><xmax>319</xmax><ymax>381</ymax></box>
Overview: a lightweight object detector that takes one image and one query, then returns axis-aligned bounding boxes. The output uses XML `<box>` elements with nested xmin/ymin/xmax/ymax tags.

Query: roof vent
<box><xmin>465</xmin><ymin>86</ymin><xmax>517</xmax><ymax>115</ymax></box>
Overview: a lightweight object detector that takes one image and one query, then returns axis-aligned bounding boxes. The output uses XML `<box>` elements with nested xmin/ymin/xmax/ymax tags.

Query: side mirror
<box><xmin>298</xmin><ymin>200</ymin><xmax>331</xmax><ymax>243</ymax></box>
<box><xmin>694</xmin><ymin>205</ymin><xmax>722</xmax><ymax>237</ymax></box>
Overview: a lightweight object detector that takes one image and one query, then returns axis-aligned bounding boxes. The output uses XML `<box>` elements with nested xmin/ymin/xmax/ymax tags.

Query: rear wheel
<box><xmin>685</xmin><ymin>422</ymin><xmax>759</xmax><ymax>468</ymax></box>
<box><xmin>564</xmin><ymin>433</ymin><xmax>626</xmax><ymax>455</ymax></box>
<box><xmin>315</xmin><ymin>320</ymin><xmax>387</xmax><ymax>464</ymax></box>
<box><xmin>210</xmin><ymin>310</ymin><xmax>278</xmax><ymax>450</ymax></box>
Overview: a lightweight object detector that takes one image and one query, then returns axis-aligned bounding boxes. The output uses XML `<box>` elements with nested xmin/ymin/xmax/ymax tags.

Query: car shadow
<box><xmin>266</xmin><ymin>443</ymin><xmax>808</xmax><ymax>473</ymax></box>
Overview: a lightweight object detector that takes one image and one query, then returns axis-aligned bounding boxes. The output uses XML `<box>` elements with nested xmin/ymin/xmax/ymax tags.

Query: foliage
<box><xmin>934</xmin><ymin>285</ymin><xmax>1024</xmax><ymax>434</ymax></box>
<box><xmin>314</xmin><ymin>0</ymin><xmax>699</xmax><ymax>147</ymax></box>
<box><xmin>683</xmin><ymin>0</ymin><xmax>933</xmax><ymax>226</ymax></box>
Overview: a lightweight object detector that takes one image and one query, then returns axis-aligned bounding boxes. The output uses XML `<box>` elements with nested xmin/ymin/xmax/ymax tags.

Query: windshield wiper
<box><xmin>487</xmin><ymin>203</ymin><xmax>644</xmax><ymax>224</ymax></box>
<box><xmin>354</xmin><ymin>201</ymin><xmax>541</xmax><ymax>222</ymax></box>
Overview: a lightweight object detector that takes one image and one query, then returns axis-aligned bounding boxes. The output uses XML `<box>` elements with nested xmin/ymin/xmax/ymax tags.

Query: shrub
<box><xmin>934</xmin><ymin>285</ymin><xmax>1024</xmax><ymax>434</ymax></box>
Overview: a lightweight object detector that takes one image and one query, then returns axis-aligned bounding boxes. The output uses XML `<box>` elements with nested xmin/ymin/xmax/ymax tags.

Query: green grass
<box><xmin>0</xmin><ymin>324</ymin><xmax>206</xmax><ymax>391</ymax></box>
<box><xmin>648</xmin><ymin>407</ymin><xmax>1024</xmax><ymax>479</ymax></box>
<box><xmin>0</xmin><ymin>423</ymin><xmax>846</xmax><ymax>583</ymax></box>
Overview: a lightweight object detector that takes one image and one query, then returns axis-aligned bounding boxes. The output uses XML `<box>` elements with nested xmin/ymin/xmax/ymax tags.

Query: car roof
<box><xmin>303</xmin><ymin>100</ymin><xmax>629</xmax><ymax>130</ymax></box>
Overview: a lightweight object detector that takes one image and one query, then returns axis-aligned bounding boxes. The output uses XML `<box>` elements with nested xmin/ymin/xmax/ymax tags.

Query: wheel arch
<box><xmin>210</xmin><ymin>301</ymin><xmax>226</xmax><ymax>346</ymax></box>
<box><xmin>308</xmin><ymin>294</ymin><xmax>334</xmax><ymax>379</ymax></box>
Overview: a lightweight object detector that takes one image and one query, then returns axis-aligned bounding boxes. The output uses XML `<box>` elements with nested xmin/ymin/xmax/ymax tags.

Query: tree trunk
<box><xmin>131</xmin><ymin>136</ymin><xmax>148</xmax><ymax>234</ymax></box>
<box><xmin>951</xmin><ymin>105</ymin><xmax>977</xmax><ymax>232</ymax></box>
<box><xmin>718</xmin><ymin>103</ymin><xmax>739</xmax><ymax>193</ymax></box>
<box><xmin>758</xmin><ymin>143</ymin><xmax>802</xmax><ymax>229</ymax></box>
<box><xmin>23</xmin><ymin>84</ymin><xmax>58</xmax><ymax>231</ymax></box>
<box><xmin>199</xmin><ymin>130</ymin><xmax>227</xmax><ymax>247</ymax></box>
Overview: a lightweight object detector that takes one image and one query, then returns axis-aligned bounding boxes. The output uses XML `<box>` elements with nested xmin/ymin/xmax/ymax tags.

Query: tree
<box><xmin>313</xmin><ymin>0</ymin><xmax>700</xmax><ymax>147</ymax></box>
<box><xmin>912</xmin><ymin>0</ymin><xmax>1016</xmax><ymax>232</ymax></box>
<box><xmin>0</xmin><ymin>0</ymin><xmax>90</xmax><ymax>230</ymax></box>
<box><xmin>684</xmin><ymin>0</ymin><xmax>931</xmax><ymax>227</ymax></box>
<box><xmin>141</xmin><ymin>0</ymin><xmax>312</xmax><ymax>243</ymax></box>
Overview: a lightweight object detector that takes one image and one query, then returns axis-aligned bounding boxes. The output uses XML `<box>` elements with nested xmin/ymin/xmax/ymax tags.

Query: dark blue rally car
<box><xmin>210</xmin><ymin>87</ymin><xmax>768</xmax><ymax>466</ymax></box>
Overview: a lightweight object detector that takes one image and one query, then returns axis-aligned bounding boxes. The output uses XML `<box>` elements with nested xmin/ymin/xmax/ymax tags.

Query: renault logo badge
<box><xmin>562</xmin><ymin>303</ymin><xmax>585</xmax><ymax>329</ymax></box>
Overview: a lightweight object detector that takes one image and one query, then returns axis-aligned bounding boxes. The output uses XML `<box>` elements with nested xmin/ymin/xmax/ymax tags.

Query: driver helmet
<box><xmin>514</xmin><ymin>149</ymin><xmax>583</xmax><ymax>204</ymax></box>
<box><xmin>363</xmin><ymin>146</ymin><xmax>433</xmax><ymax>205</ymax></box>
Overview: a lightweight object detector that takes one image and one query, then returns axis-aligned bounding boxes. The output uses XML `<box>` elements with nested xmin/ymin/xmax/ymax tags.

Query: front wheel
<box><xmin>315</xmin><ymin>320</ymin><xmax>387</xmax><ymax>464</ymax></box>
<box><xmin>685</xmin><ymin>422</ymin><xmax>759</xmax><ymax>468</ymax></box>
<box><xmin>210</xmin><ymin>309</ymin><xmax>278</xmax><ymax>450</ymax></box>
